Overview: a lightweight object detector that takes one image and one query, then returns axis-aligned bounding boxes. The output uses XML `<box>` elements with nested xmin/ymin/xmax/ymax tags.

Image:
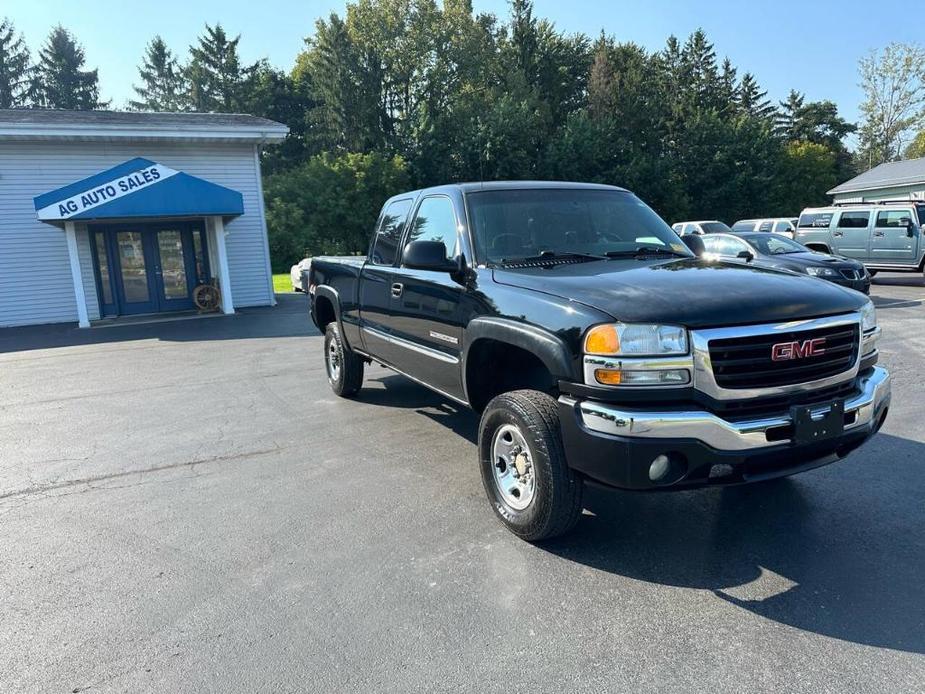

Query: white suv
<box><xmin>671</xmin><ymin>220</ymin><xmax>733</xmax><ymax>235</ymax></box>
<box><xmin>732</xmin><ymin>218</ymin><xmax>797</xmax><ymax>238</ymax></box>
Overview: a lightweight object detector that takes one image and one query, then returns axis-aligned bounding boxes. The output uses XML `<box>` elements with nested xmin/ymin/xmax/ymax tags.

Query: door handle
<box><xmin>832</xmin><ymin>231</ymin><xmax>843</xmax><ymax>237</ymax></box>
<box><xmin>873</xmin><ymin>231</ymin><xmax>885</xmax><ymax>237</ymax></box>
<box><xmin>391</xmin><ymin>282</ymin><xmax>404</xmax><ymax>298</ymax></box>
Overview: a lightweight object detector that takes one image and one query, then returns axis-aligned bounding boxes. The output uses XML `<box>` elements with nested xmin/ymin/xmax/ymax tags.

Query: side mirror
<box><xmin>402</xmin><ymin>240</ymin><xmax>458</xmax><ymax>272</ymax></box>
<box><xmin>682</xmin><ymin>234</ymin><xmax>705</xmax><ymax>257</ymax></box>
<box><xmin>737</xmin><ymin>250</ymin><xmax>754</xmax><ymax>262</ymax></box>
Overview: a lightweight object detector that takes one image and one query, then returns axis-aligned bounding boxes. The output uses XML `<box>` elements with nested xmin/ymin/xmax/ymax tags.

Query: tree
<box><xmin>264</xmin><ymin>151</ymin><xmax>410</xmax><ymax>268</ymax></box>
<box><xmin>905</xmin><ymin>130</ymin><xmax>925</xmax><ymax>159</ymax></box>
<box><xmin>32</xmin><ymin>26</ymin><xmax>107</xmax><ymax>109</ymax></box>
<box><xmin>772</xmin><ymin>141</ymin><xmax>838</xmax><ymax>214</ymax></box>
<box><xmin>858</xmin><ymin>43</ymin><xmax>925</xmax><ymax>166</ymax></box>
<box><xmin>737</xmin><ymin>73</ymin><xmax>775</xmax><ymax>120</ymax></box>
<box><xmin>186</xmin><ymin>23</ymin><xmax>255</xmax><ymax>112</ymax></box>
<box><xmin>0</xmin><ymin>17</ymin><xmax>31</xmax><ymax>108</ymax></box>
<box><xmin>130</xmin><ymin>36</ymin><xmax>185</xmax><ymax>111</ymax></box>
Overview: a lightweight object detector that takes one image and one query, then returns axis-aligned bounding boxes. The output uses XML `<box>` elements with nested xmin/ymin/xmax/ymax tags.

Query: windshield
<box><xmin>465</xmin><ymin>189</ymin><xmax>689</xmax><ymax>264</ymax></box>
<box><xmin>747</xmin><ymin>234</ymin><xmax>807</xmax><ymax>255</ymax></box>
<box><xmin>700</xmin><ymin>221</ymin><xmax>733</xmax><ymax>234</ymax></box>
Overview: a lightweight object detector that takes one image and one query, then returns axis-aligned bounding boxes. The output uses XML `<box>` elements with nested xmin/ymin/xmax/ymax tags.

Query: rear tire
<box><xmin>324</xmin><ymin>323</ymin><xmax>363</xmax><ymax>397</ymax></box>
<box><xmin>478</xmin><ymin>389</ymin><xmax>583</xmax><ymax>541</ymax></box>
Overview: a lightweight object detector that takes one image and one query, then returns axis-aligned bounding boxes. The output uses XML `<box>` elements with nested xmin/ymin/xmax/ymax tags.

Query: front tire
<box><xmin>478</xmin><ymin>389</ymin><xmax>583</xmax><ymax>541</ymax></box>
<box><xmin>324</xmin><ymin>323</ymin><xmax>364</xmax><ymax>397</ymax></box>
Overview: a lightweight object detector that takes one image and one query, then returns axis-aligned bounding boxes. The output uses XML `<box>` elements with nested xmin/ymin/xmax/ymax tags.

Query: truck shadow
<box><xmin>540</xmin><ymin>432</ymin><xmax>925</xmax><ymax>655</ymax></box>
<box><xmin>360</xmin><ymin>374</ymin><xmax>479</xmax><ymax>443</ymax></box>
<box><xmin>358</xmin><ymin>374</ymin><xmax>924</xmax><ymax>654</ymax></box>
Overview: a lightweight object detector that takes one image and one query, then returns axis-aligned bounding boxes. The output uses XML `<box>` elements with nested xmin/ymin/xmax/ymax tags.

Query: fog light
<box><xmin>649</xmin><ymin>454</ymin><xmax>671</xmax><ymax>481</ymax></box>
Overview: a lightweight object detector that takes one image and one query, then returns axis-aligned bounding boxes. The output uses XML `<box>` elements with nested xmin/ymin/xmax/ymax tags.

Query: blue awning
<box><xmin>34</xmin><ymin>157</ymin><xmax>244</xmax><ymax>223</ymax></box>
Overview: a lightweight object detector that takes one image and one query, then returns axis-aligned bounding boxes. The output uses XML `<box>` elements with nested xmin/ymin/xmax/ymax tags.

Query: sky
<box><xmin>4</xmin><ymin>0</ymin><xmax>922</xmax><ymax>130</ymax></box>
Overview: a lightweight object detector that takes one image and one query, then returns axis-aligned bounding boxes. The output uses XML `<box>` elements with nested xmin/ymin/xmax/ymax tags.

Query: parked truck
<box><xmin>309</xmin><ymin>182</ymin><xmax>890</xmax><ymax>541</ymax></box>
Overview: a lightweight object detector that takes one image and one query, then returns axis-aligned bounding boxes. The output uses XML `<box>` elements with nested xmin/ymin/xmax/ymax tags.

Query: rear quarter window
<box><xmin>798</xmin><ymin>212</ymin><xmax>833</xmax><ymax>228</ymax></box>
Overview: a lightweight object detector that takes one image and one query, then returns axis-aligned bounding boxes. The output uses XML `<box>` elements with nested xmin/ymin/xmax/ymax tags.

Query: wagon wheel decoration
<box><xmin>193</xmin><ymin>281</ymin><xmax>221</xmax><ymax>312</ymax></box>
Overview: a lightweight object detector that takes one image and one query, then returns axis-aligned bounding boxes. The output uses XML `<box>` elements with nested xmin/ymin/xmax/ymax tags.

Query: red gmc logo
<box><xmin>772</xmin><ymin>338</ymin><xmax>827</xmax><ymax>361</ymax></box>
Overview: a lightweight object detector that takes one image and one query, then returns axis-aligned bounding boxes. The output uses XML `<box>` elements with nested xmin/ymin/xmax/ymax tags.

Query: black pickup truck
<box><xmin>309</xmin><ymin>182</ymin><xmax>890</xmax><ymax>541</ymax></box>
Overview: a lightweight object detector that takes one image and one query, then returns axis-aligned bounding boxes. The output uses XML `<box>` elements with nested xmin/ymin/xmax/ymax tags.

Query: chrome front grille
<box><xmin>839</xmin><ymin>268</ymin><xmax>864</xmax><ymax>280</ymax></box>
<box><xmin>690</xmin><ymin>312</ymin><xmax>863</xmax><ymax>401</ymax></box>
<box><xmin>708</xmin><ymin>324</ymin><xmax>859</xmax><ymax>390</ymax></box>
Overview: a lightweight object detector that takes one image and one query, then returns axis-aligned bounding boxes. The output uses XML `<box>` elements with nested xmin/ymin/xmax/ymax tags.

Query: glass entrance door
<box><xmin>90</xmin><ymin>222</ymin><xmax>210</xmax><ymax>316</ymax></box>
<box><xmin>153</xmin><ymin>228</ymin><xmax>196</xmax><ymax>311</ymax></box>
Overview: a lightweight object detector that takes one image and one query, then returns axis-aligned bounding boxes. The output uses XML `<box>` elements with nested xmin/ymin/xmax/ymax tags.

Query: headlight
<box><xmin>861</xmin><ymin>300</ymin><xmax>877</xmax><ymax>332</ymax></box>
<box><xmin>805</xmin><ymin>266</ymin><xmax>839</xmax><ymax>277</ymax></box>
<box><xmin>584</xmin><ymin>323</ymin><xmax>689</xmax><ymax>356</ymax></box>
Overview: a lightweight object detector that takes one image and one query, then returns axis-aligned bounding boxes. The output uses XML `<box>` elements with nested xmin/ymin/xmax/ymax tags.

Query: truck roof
<box><xmin>391</xmin><ymin>181</ymin><xmax>630</xmax><ymax>200</ymax></box>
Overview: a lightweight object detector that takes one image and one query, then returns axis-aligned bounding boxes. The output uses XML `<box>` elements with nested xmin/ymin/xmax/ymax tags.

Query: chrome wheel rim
<box><xmin>490</xmin><ymin>424</ymin><xmax>535</xmax><ymax>511</ymax></box>
<box><xmin>326</xmin><ymin>338</ymin><xmax>341</xmax><ymax>382</ymax></box>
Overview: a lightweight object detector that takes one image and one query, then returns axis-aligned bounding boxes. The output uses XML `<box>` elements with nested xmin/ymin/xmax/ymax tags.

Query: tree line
<box><xmin>2</xmin><ymin>2</ymin><xmax>924</xmax><ymax>270</ymax></box>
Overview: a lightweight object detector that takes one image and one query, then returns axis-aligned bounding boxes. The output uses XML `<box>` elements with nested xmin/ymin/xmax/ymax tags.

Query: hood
<box><xmin>492</xmin><ymin>258</ymin><xmax>867</xmax><ymax>329</ymax></box>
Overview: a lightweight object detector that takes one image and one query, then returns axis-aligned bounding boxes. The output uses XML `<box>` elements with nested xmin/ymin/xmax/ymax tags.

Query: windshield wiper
<box><xmin>499</xmin><ymin>250</ymin><xmax>605</xmax><ymax>265</ymax></box>
<box><xmin>604</xmin><ymin>246</ymin><xmax>688</xmax><ymax>258</ymax></box>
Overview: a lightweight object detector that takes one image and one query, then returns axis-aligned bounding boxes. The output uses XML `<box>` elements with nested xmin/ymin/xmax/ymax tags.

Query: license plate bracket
<box><xmin>791</xmin><ymin>400</ymin><xmax>845</xmax><ymax>445</ymax></box>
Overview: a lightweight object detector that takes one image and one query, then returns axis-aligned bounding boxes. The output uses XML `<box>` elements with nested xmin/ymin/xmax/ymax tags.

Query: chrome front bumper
<box><xmin>564</xmin><ymin>366</ymin><xmax>890</xmax><ymax>452</ymax></box>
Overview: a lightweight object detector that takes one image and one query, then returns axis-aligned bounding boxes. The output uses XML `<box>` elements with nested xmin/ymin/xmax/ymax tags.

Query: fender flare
<box><xmin>462</xmin><ymin>317</ymin><xmax>577</xmax><ymax>401</ymax></box>
<box><xmin>312</xmin><ymin>285</ymin><xmax>348</xmax><ymax>344</ymax></box>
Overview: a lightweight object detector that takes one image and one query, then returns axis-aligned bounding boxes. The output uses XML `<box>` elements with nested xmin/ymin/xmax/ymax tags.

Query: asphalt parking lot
<box><xmin>1</xmin><ymin>276</ymin><xmax>924</xmax><ymax>693</ymax></box>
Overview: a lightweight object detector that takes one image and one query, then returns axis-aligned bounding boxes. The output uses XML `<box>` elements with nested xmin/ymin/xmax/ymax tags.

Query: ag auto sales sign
<box><xmin>36</xmin><ymin>163</ymin><xmax>179</xmax><ymax>221</ymax></box>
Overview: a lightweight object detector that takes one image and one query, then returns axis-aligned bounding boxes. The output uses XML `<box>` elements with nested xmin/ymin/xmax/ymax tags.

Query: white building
<box><xmin>828</xmin><ymin>157</ymin><xmax>925</xmax><ymax>204</ymax></box>
<box><xmin>0</xmin><ymin>109</ymin><xmax>288</xmax><ymax>328</ymax></box>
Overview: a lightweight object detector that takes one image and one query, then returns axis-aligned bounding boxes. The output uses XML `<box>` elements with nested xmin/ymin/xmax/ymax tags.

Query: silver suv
<box><xmin>795</xmin><ymin>201</ymin><xmax>925</xmax><ymax>275</ymax></box>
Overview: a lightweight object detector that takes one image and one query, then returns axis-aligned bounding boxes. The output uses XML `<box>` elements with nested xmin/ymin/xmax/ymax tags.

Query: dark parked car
<box><xmin>699</xmin><ymin>232</ymin><xmax>871</xmax><ymax>294</ymax></box>
<box><xmin>309</xmin><ymin>182</ymin><xmax>888</xmax><ymax>541</ymax></box>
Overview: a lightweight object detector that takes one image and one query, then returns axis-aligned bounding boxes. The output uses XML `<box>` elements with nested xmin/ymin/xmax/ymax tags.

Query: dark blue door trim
<box><xmin>88</xmin><ymin>221</ymin><xmax>211</xmax><ymax>317</ymax></box>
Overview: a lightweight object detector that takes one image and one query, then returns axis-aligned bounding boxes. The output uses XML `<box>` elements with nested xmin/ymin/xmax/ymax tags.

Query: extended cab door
<box><xmin>870</xmin><ymin>208</ymin><xmax>919</xmax><ymax>265</ymax></box>
<box><xmin>831</xmin><ymin>210</ymin><xmax>871</xmax><ymax>260</ymax></box>
<box><xmin>358</xmin><ymin>197</ymin><xmax>414</xmax><ymax>364</ymax></box>
<box><xmin>385</xmin><ymin>194</ymin><xmax>467</xmax><ymax>399</ymax></box>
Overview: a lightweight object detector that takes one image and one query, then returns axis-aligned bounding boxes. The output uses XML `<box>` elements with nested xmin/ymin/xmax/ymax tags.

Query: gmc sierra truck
<box><xmin>309</xmin><ymin>182</ymin><xmax>890</xmax><ymax>541</ymax></box>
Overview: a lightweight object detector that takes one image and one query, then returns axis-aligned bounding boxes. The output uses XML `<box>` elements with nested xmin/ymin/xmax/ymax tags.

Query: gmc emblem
<box><xmin>772</xmin><ymin>338</ymin><xmax>827</xmax><ymax>362</ymax></box>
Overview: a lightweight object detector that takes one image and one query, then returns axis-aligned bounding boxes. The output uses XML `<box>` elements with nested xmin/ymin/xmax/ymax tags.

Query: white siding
<box><xmin>833</xmin><ymin>185</ymin><xmax>925</xmax><ymax>204</ymax></box>
<box><xmin>0</xmin><ymin>140</ymin><xmax>272</xmax><ymax>327</ymax></box>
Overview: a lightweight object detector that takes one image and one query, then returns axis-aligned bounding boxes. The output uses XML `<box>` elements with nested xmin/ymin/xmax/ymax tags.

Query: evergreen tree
<box><xmin>776</xmin><ymin>89</ymin><xmax>805</xmax><ymax>139</ymax></box>
<box><xmin>587</xmin><ymin>36</ymin><xmax>615</xmax><ymax>120</ymax></box>
<box><xmin>130</xmin><ymin>36</ymin><xmax>185</xmax><ymax>111</ymax></box>
<box><xmin>737</xmin><ymin>73</ymin><xmax>775</xmax><ymax>120</ymax></box>
<box><xmin>32</xmin><ymin>26</ymin><xmax>107</xmax><ymax>110</ymax></box>
<box><xmin>0</xmin><ymin>18</ymin><xmax>31</xmax><ymax>108</ymax></box>
<box><xmin>186</xmin><ymin>23</ymin><xmax>255</xmax><ymax>112</ymax></box>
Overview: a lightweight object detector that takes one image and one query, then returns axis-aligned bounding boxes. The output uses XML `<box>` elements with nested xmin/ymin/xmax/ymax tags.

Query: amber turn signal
<box><xmin>594</xmin><ymin>368</ymin><xmax>622</xmax><ymax>385</ymax></box>
<box><xmin>585</xmin><ymin>325</ymin><xmax>620</xmax><ymax>355</ymax></box>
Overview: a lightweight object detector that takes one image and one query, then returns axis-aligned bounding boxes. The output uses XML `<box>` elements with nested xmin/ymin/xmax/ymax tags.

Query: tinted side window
<box><xmin>837</xmin><ymin>211</ymin><xmax>870</xmax><ymax>229</ymax></box>
<box><xmin>732</xmin><ymin>220</ymin><xmax>755</xmax><ymax>231</ymax></box>
<box><xmin>918</xmin><ymin>206</ymin><xmax>925</xmax><ymax>225</ymax></box>
<box><xmin>405</xmin><ymin>196</ymin><xmax>460</xmax><ymax>261</ymax></box>
<box><xmin>876</xmin><ymin>210</ymin><xmax>914</xmax><ymax>227</ymax></box>
<box><xmin>370</xmin><ymin>199</ymin><xmax>412</xmax><ymax>266</ymax></box>
<box><xmin>758</xmin><ymin>220</ymin><xmax>774</xmax><ymax>232</ymax></box>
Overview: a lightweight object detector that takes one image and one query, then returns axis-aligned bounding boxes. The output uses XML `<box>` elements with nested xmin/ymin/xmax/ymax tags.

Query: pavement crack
<box><xmin>0</xmin><ymin>445</ymin><xmax>286</xmax><ymax>501</ymax></box>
